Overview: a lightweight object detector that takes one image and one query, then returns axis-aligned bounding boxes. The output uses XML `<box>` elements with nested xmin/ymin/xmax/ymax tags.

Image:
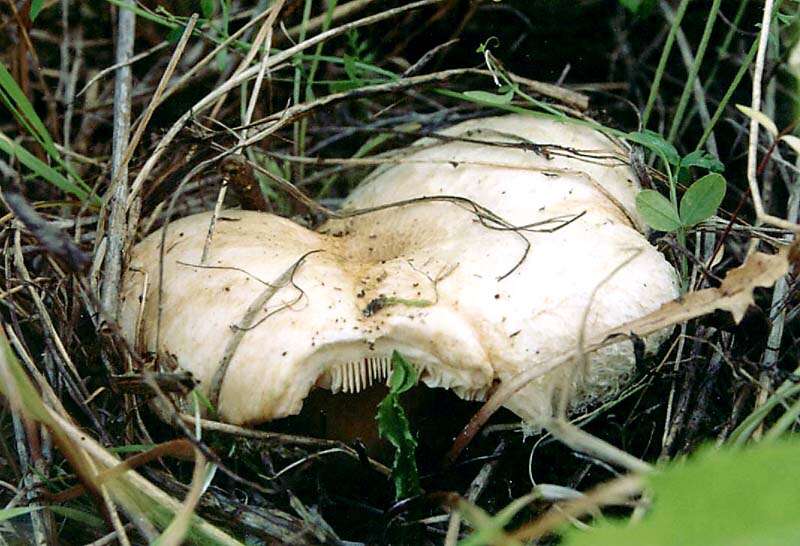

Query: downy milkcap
<box><xmin>119</xmin><ymin>114</ymin><xmax>679</xmax><ymax>426</ymax></box>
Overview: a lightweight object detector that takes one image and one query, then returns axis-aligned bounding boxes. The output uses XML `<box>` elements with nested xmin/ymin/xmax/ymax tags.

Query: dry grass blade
<box><xmin>207</xmin><ymin>1</ymin><xmax>284</xmax><ymax>120</ymax></box>
<box><xmin>100</xmin><ymin>0</ymin><xmax>137</xmax><ymax>323</ymax></box>
<box><xmin>0</xmin><ymin>325</ymin><xmax>242</xmax><ymax>545</ymax></box>
<box><xmin>48</xmin><ymin>440</ymin><xmax>195</xmax><ymax>503</ymax></box>
<box><xmin>511</xmin><ymin>475</ymin><xmax>644</xmax><ymax>541</ymax></box>
<box><xmin>745</xmin><ymin>0</ymin><xmax>800</xmax><ymax>233</ymax></box>
<box><xmin>45</xmin><ymin>410</ymin><xmax>244</xmax><ymax>546</ymax></box>
<box><xmin>126</xmin><ymin>0</ymin><xmax>446</xmax><ymax>209</ymax></box>
<box><xmin>153</xmin><ymin>450</ymin><xmax>207</xmax><ymax>546</ymax></box>
<box><xmin>118</xmin><ymin>14</ymin><xmax>199</xmax><ymax>181</ymax></box>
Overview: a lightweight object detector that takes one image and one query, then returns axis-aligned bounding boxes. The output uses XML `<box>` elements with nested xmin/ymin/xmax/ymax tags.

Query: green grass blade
<box><xmin>49</xmin><ymin>506</ymin><xmax>105</xmax><ymax>528</ymax></box>
<box><xmin>696</xmin><ymin>37</ymin><xmax>759</xmax><ymax>151</ymax></box>
<box><xmin>0</xmin><ymin>63</ymin><xmax>59</xmax><ymax>159</ymax></box>
<box><xmin>702</xmin><ymin>0</ymin><xmax>749</xmax><ymax>92</ymax></box>
<box><xmin>642</xmin><ymin>0</ymin><xmax>690</xmax><ymax>127</ymax></box>
<box><xmin>0</xmin><ymin>133</ymin><xmax>96</xmax><ymax>204</ymax></box>
<box><xmin>301</xmin><ymin>54</ymin><xmax>399</xmax><ymax>80</ymax></box>
<box><xmin>305</xmin><ymin>0</ymin><xmax>339</xmax><ymax>101</ymax></box>
<box><xmin>0</xmin><ymin>63</ymin><xmax>95</xmax><ymax>202</ymax></box>
<box><xmin>105</xmin><ymin>0</ymin><xmax>179</xmax><ymax>29</ymax></box>
<box><xmin>666</xmin><ymin>0</ymin><xmax>721</xmax><ymax>143</ymax></box>
<box><xmin>0</xmin><ymin>506</ymin><xmax>39</xmax><ymax>523</ymax></box>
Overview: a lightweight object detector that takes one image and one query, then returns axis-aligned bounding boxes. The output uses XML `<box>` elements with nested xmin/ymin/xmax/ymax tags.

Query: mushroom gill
<box><xmin>119</xmin><ymin>114</ymin><xmax>680</xmax><ymax>427</ymax></box>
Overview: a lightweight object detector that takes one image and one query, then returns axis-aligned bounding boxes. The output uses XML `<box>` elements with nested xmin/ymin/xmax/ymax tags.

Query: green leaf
<box><xmin>30</xmin><ymin>0</ymin><xmax>45</xmax><ymax>21</ymax></box>
<box><xmin>780</xmin><ymin>135</ymin><xmax>800</xmax><ymax>155</ymax></box>
<box><xmin>200</xmin><ymin>0</ymin><xmax>216</xmax><ymax>18</ymax></box>
<box><xmin>0</xmin><ymin>62</ymin><xmax>58</xmax><ymax>158</ymax></box>
<box><xmin>109</xmin><ymin>444</ymin><xmax>157</xmax><ymax>454</ymax></box>
<box><xmin>736</xmin><ymin>104</ymin><xmax>779</xmax><ymax>137</ymax></box>
<box><xmin>106</xmin><ymin>0</ymin><xmax>179</xmax><ymax>30</ymax></box>
<box><xmin>215</xmin><ymin>48</ymin><xmax>229</xmax><ymax>72</ymax></box>
<box><xmin>220</xmin><ymin>0</ymin><xmax>230</xmax><ymax>31</ymax></box>
<box><xmin>166</xmin><ymin>25</ymin><xmax>184</xmax><ymax>44</ymax></box>
<box><xmin>680</xmin><ymin>149</ymin><xmax>724</xmax><ymax>173</ymax></box>
<box><xmin>49</xmin><ymin>506</ymin><xmax>105</xmax><ymax>528</ymax></box>
<box><xmin>562</xmin><ymin>440</ymin><xmax>800</xmax><ymax>546</ymax></box>
<box><xmin>376</xmin><ymin>351</ymin><xmax>420</xmax><ymax>499</ymax></box>
<box><xmin>626</xmin><ymin>130</ymin><xmax>680</xmax><ymax>166</ymax></box>
<box><xmin>617</xmin><ymin>0</ymin><xmax>656</xmax><ymax>16</ymax></box>
<box><xmin>0</xmin><ymin>62</ymin><xmax>94</xmax><ymax>202</ymax></box>
<box><xmin>388</xmin><ymin>352</ymin><xmax>418</xmax><ymax>394</ymax></box>
<box><xmin>635</xmin><ymin>189</ymin><xmax>681</xmax><ymax>232</ymax></box>
<box><xmin>463</xmin><ymin>89</ymin><xmax>514</xmax><ymax>106</ymax></box>
<box><xmin>0</xmin><ymin>506</ymin><xmax>38</xmax><ymax>523</ymax></box>
<box><xmin>0</xmin><ymin>133</ymin><xmax>95</xmax><ymax>203</ymax></box>
<box><xmin>679</xmin><ymin>173</ymin><xmax>726</xmax><ymax>227</ymax></box>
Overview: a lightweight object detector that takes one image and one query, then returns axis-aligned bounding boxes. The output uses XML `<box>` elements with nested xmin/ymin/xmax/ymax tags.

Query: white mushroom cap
<box><xmin>120</xmin><ymin>212</ymin><xmax>493</xmax><ymax>424</ymax></box>
<box><xmin>120</xmin><ymin>114</ymin><xmax>679</xmax><ymax>425</ymax></box>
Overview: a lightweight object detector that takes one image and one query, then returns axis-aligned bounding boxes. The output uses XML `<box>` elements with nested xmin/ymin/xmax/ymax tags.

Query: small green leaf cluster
<box><xmin>457</xmin><ymin>39</ymin><xmax>566</xmax><ymax>118</ymax></box>
<box><xmin>627</xmin><ymin>130</ymin><xmax>725</xmax><ymax>174</ymax></box>
<box><xmin>328</xmin><ymin>30</ymin><xmax>383</xmax><ymax>92</ymax></box>
<box><xmin>376</xmin><ymin>351</ymin><xmax>422</xmax><ymax>500</ymax></box>
<box><xmin>637</xmin><ymin>173</ymin><xmax>726</xmax><ymax>232</ymax></box>
<box><xmin>628</xmin><ymin>130</ymin><xmax>726</xmax><ymax>233</ymax></box>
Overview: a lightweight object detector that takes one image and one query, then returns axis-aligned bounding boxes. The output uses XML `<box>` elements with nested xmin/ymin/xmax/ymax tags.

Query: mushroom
<box><xmin>119</xmin><ymin>114</ymin><xmax>679</xmax><ymax>429</ymax></box>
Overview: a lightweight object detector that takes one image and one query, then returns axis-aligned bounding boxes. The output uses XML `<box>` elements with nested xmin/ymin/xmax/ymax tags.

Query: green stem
<box><xmin>679</xmin><ymin>0</ymin><xmax>750</xmax><ymax>141</ymax></box>
<box><xmin>695</xmin><ymin>37</ymin><xmax>759</xmax><ymax>151</ymax></box>
<box><xmin>729</xmin><ymin>382</ymin><xmax>800</xmax><ymax>445</ymax></box>
<box><xmin>305</xmin><ymin>0</ymin><xmax>338</xmax><ymax>101</ymax></box>
<box><xmin>298</xmin><ymin>1</ymin><xmax>337</xmax><ymax>190</ymax></box>
<box><xmin>662</xmin><ymin>159</ymin><xmax>689</xmax><ymax>290</ymax></box>
<box><xmin>677</xmin><ymin>227</ymin><xmax>689</xmax><ymax>290</ymax></box>
<box><xmin>667</xmin><ymin>0</ymin><xmax>722</xmax><ymax>144</ymax></box>
<box><xmin>292</xmin><ymin>0</ymin><xmax>314</xmax><ymax>183</ymax></box>
<box><xmin>702</xmin><ymin>0</ymin><xmax>750</xmax><ymax>93</ymax></box>
<box><xmin>642</xmin><ymin>0</ymin><xmax>691</xmax><ymax>128</ymax></box>
<box><xmin>764</xmin><ymin>392</ymin><xmax>800</xmax><ymax>441</ymax></box>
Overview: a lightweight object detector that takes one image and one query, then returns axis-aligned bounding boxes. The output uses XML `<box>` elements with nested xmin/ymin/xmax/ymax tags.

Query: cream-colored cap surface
<box><xmin>120</xmin><ymin>114</ymin><xmax>679</xmax><ymax>425</ymax></box>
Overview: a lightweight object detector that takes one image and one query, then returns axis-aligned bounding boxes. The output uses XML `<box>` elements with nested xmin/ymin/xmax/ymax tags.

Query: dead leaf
<box><xmin>781</xmin><ymin>135</ymin><xmax>800</xmax><ymax>156</ymax></box>
<box><xmin>619</xmin><ymin>243</ymin><xmax>792</xmax><ymax>334</ymax></box>
<box><xmin>736</xmin><ymin>104</ymin><xmax>779</xmax><ymax>138</ymax></box>
<box><xmin>708</xmin><ymin>245</ymin><xmax>724</xmax><ymax>270</ymax></box>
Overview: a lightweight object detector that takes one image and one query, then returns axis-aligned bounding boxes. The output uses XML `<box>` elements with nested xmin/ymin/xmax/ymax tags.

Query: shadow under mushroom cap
<box><xmin>119</xmin><ymin>114</ymin><xmax>680</xmax><ymax>426</ymax></box>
